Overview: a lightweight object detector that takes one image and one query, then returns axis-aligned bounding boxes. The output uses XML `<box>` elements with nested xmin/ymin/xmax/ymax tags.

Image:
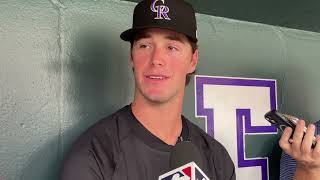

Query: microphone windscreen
<box><xmin>169</xmin><ymin>141</ymin><xmax>203</xmax><ymax>170</ymax></box>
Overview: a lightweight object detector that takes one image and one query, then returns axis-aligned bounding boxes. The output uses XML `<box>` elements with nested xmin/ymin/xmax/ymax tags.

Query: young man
<box><xmin>61</xmin><ymin>0</ymin><xmax>320</xmax><ymax>179</ymax></box>
<box><xmin>61</xmin><ymin>0</ymin><xmax>235</xmax><ymax>179</ymax></box>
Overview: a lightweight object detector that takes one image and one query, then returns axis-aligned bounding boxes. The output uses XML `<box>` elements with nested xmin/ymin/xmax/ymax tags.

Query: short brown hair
<box><xmin>185</xmin><ymin>37</ymin><xmax>198</xmax><ymax>85</ymax></box>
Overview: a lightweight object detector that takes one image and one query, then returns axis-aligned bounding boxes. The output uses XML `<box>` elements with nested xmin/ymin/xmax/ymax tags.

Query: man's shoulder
<box><xmin>88</xmin><ymin>105</ymin><xmax>132</xmax><ymax>134</ymax></box>
<box><xmin>61</xmin><ymin>106</ymin><xmax>133</xmax><ymax>179</ymax></box>
<box><xmin>70</xmin><ymin>105</ymin><xmax>133</xmax><ymax>149</ymax></box>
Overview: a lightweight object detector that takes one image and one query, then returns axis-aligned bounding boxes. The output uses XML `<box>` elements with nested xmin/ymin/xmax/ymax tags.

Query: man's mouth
<box><xmin>146</xmin><ymin>75</ymin><xmax>169</xmax><ymax>80</ymax></box>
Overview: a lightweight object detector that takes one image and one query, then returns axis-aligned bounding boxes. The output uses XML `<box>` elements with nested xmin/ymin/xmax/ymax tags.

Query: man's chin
<box><xmin>138</xmin><ymin>88</ymin><xmax>179</xmax><ymax>104</ymax></box>
<box><xmin>143</xmin><ymin>93</ymin><xmax>172</xmax><ymax>104</ymax></box>
<box><xmin>146</xmin><ymin>96</ymin><xmax>169</xmax><ymax>104</ymax></box>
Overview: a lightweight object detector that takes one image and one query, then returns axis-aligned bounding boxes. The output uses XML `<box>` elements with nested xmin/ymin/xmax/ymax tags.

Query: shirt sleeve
<box><xmin>279</xmin><ymin>151</ymin><xmax>296</xmax><ymax>180</ymax></box>
<box><xmin>60</xmin><ymin>134</ymin><xmax>115</xmax><ymax>180</ymax></box>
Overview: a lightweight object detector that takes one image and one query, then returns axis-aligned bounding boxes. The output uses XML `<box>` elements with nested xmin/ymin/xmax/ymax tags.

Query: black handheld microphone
<box><xmin>158</xmin><ymin>141</ymin><xmax>210</xmax><ymax>180</ymax></box>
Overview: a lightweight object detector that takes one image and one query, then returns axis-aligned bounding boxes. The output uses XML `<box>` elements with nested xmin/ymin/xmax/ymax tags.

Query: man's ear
<box><xmin>129</xmin><ymin>49</ymin><xmax>134</xmax><ymax>67</ymax></box>
<box><xmin>188</xmin><ymin>49</ymin><xmax>199</xmax><ymax>73</ymax></box>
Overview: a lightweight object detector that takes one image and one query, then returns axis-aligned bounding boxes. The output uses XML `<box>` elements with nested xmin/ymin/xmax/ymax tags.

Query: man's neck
<box><xmin>131</xmin><ymin>97</ymin><xmax>183</xmax><ymax>145</ymax></box>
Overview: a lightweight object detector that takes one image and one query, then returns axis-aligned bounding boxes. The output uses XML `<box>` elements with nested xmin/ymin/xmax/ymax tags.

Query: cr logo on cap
<box><xmin>150</xmin><ymin>0</ymin><xmax>171</xmax><ymax>20</ymax></box>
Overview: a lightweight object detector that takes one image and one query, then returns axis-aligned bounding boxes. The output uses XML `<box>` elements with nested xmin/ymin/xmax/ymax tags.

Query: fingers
<box><xmin>279</xmin><ymin>126</ymin><xmax>293</xmax><ymax>153</ymax></box>
<box><xmin>312</xmin><ymin>135</ymin><xmax>320</xmax><ymax>157</ymax></box>
<box><xmin>279</xmin><ymin>120</ymin><xmax>314</xmax><ymax>157</ymax></box>
<box><xmin>291</xmin><ymin>120</ymin><xmax>305</xmax><ymax>151</ymax></box>
<box><xmin>279</xmin><ymin>120</ymin><xmax>320</xmax><ymax>173</ymax></box>
<box><xmin>301</xmin><ymin>123</ymin><xmax>315</xmax><ymax>154</ymax></box>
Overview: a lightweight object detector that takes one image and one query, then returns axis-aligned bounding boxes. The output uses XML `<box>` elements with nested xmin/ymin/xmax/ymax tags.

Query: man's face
<box><xmin>130</xmin><ymin>28</ymin><xmax>198</xmax><ymax>104</ymax></box>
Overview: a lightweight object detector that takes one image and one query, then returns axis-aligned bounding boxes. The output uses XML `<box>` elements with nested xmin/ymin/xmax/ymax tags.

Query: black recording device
<box><xmin>264</xmin><ymin>110</ymin><xmax>316</xmax><ymax>148</ymax></box>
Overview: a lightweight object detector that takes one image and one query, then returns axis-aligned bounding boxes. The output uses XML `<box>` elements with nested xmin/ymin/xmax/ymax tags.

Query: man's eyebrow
<box><xmin>133</xmin><ymin>32</ymin><xmax>186</xmax><ymax>43</ymax></box>
<box><xmin>165</xmin><ymin>34</ymin><xmax>186</xmax><ymax>44</ymax></box>
<box><xmin>134</xmin><ymin>33</ymin><xmax>150</xmax><ymax>41</ymax></box>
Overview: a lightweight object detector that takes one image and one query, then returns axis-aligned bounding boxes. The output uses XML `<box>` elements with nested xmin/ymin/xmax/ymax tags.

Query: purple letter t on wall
<box><xmin>195</xmin><ymin>75</ymin><xmax>277</xmax><ymax>180</ymax></box>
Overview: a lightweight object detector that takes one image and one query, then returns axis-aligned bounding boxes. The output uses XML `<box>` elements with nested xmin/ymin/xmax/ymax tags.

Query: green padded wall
<box><xmin>1</xmin><ymin>1</ymin><xmax>320</xmax><ymax>180</ymax></box>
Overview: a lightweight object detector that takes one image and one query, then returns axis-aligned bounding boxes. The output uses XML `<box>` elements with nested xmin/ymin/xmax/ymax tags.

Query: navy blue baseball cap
<box><xmin>120</xmin><ymin>0</ymin><xmax>197</xmax><ymax>42</ymax></box>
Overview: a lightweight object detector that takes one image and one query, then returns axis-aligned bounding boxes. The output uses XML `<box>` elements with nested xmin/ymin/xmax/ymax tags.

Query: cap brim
<box><xmin>120</xmin><ymin>27</ymin><xmax>144</xmax><ymax>42</ymax></box>
<box><xmin>120</xmin><ymin>26</ymin><xmax>197</xmax><ymax>42</ymax></box>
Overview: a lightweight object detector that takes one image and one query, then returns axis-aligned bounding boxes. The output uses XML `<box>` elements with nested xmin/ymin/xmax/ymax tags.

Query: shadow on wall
<box><xmin>20</xmin><ymin>28</ymin><xmax>133</xmax><ymax>180</ymax></box>
<box><xmin>62</xmin><ymin>28</ymin><xmax>133</xmax><ymax>159</ymax></box>
<box><xmin>64</xmin><ymin>27</ymin><xmax>134</xmax><ymax>148</ymax></box>
<box><xmin>64</xmin><ymin>28</ymin><xmax>133</xmax><ymax>140</ymax></box>
<box><xmin>19</xmin><ymin>136</ymin><xmax>61</xmax><ymax>180</ymax></box>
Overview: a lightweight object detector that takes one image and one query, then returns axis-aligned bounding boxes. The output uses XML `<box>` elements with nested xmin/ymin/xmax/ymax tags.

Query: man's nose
<box><xmin>151</xmin><ymin>47</ymin><xmax>165</xmax><ymax>66</ymax></box>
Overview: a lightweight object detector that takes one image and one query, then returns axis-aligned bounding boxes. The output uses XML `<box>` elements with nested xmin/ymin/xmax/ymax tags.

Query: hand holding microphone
<box><xmin>158</xmin><ymin>141</ymin><xmax>210</xmax><ymax>180</ymax></box>
<box><xmin>265</xmin><ymin>110</ymin><xmax>320</xmax><ymax>179</ymax></box>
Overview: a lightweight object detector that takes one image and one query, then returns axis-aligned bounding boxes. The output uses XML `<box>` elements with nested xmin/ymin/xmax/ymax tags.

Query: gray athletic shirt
<box><xmin>61</xmin><ymin>105</ymin><xmax>236</xmax><ymax>180</ymax></box>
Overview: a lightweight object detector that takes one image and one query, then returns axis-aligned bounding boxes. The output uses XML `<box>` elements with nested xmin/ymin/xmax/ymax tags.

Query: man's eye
<box><xmin>140</xmin><ymin>44</ymin><xmax>148</xmax><ymax>48</ymax></box>
<box><xmin>168</xmin><ymin>46</ymin><xmax>178</xmax><ymax>51</ymax></box>
<box><xmin>137</xmin><ymin>43</ymin><xmax>151</xmax><ymax>49</ymax></box>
